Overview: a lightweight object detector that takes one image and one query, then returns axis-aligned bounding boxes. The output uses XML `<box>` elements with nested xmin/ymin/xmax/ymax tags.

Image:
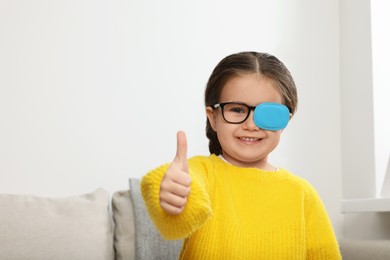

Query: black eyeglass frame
<box><xmin>212</xmin><ymin>102</ymin><xmax>256</xmax><ymax>124</ymax></box>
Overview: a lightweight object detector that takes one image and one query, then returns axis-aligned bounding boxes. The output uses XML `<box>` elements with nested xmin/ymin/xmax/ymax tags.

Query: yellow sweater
<box><xmin>141</xmin><ymin>155</ymin><xmax>341</xmax><ymax>259</ymax></box>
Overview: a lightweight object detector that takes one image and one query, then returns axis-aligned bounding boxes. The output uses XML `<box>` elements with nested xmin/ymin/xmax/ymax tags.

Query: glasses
<box><xmin>212</xmin><ymin>102</ymin><xmax>290</xmax><ymax>131</ymax></box>
<box><xmin>213</xmin><ymin>102</ymin><xmax>256</xmax><ymax>124</ymax></box>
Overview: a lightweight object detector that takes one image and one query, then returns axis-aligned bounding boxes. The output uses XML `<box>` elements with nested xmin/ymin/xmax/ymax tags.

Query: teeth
<box><xmin>240</xmin><ymin>137</ymin><xmax>259</xmax><ymax>141</ymax></box>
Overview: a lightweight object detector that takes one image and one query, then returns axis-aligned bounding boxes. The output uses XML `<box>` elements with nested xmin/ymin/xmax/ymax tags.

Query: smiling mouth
<box><xmin>239</xmin><ymin>137</ymin><xmax>262</xmax><ymax>142</ymax></box>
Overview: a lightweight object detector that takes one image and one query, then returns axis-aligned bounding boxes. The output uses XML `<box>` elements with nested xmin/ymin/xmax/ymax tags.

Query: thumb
<box><xmin>174</xmin><ymin>130</ymin><xmax>189</xmax><ymax>172</ymax></box>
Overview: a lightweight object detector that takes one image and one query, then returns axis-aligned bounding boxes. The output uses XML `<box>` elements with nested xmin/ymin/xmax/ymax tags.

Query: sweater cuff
<box><xmin>141</xmin><ymin>164</ymin><xmax>212</xmax><ymax>240</ymax></box>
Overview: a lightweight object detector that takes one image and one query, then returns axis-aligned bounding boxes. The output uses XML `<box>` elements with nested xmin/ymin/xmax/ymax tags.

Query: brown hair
<box><xmin>204</xmin><ymin>51</ymin><xmax>298</xmax><ymax>155</ymax></box>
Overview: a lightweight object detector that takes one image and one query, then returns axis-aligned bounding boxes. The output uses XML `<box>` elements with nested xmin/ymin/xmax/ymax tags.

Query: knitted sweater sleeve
<box><xmin>140</xmin><ymin>158</ymin><xmax>213</xmax><ymax>240</ymax></box>
<box><xmin>303</xmin><ymin>182</ymin><xmax>342</xmax><ymax>259</ymax></box>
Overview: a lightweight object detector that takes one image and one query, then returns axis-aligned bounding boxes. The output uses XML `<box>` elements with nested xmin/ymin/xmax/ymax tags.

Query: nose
<box><xmin>242</xmin><ymin>110</ymin><xmax>260</xmax><ymax>131</ymax></box>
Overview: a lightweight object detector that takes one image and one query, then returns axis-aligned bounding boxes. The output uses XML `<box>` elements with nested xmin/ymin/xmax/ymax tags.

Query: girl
<box><xmin>141</xmin><ymin>52</ymin><xmax>341</xmax><ymax>259</ymax></box>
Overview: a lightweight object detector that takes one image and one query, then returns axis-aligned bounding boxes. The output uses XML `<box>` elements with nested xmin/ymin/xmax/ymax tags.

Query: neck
<box><xmin>219</xmin><ymin>153</ymin><xmax>278</xmax><ymax>171</ymax></box>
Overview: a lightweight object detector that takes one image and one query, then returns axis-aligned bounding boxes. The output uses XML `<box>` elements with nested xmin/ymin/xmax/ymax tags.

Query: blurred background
<box><xmin>1</xmin><ymin>0</ymin><xmax>389</xmax><ymax>240</ymax></box>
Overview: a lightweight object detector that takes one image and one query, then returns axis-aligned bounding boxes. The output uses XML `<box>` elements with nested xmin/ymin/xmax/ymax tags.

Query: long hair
<box><xmin>204</xmin><ymin>51</ymin><xmax>298</xmax><ymax>155</ymax></box>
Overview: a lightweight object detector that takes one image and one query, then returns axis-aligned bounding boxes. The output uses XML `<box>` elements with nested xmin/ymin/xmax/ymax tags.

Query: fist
<box><xmin>160</xmin><ymin>131</ymin><xmax>191</xmax><ymax>215</ymax></box>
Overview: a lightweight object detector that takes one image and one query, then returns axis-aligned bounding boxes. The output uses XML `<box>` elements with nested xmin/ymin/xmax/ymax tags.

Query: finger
<box><xmin>160</xmin><ymin>192</ymin><xmax>188</xmax><ymax>208</ymax></box>
<box><xmin>160</xmin><ymin>201</ymin><xmax>185</xmax><ymax>215</ymax></box>
<box><xmin>171</xmin><ymin>170</ymin><xmax>191</xmax><ymax>187</ymax></box>
<box><xmin>176</xmin><ymin>131</ymin><xmax>187</xmax><ymax>161</ymax></box>
<box><xmin>161</xmin><ymin>179</ymin><xmax>191</xmax><ymax>197</ymax></box>
<box><xmin>175</xmin><ymin>131</ymin><xmax>189</xmax><ymax>172</ymax></box>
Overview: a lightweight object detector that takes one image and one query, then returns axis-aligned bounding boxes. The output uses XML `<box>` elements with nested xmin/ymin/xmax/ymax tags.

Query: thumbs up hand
<box><xmin>160</xmin><ymin>131</ymin><xmax>192</xmax><ymax>215</ymax></box>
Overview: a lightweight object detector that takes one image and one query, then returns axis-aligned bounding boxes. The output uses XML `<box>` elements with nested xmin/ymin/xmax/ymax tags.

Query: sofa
<box><xmin>1</xmin><ymin>178</ymin><xmax>389</xmax><ymax>260</ymax></box>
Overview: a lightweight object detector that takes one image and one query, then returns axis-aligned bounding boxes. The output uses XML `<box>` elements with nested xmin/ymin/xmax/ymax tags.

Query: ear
<box><xmin>206</xmin><ymin>106</ymin><xmax>217</xmax><ymax>131</ymax></box>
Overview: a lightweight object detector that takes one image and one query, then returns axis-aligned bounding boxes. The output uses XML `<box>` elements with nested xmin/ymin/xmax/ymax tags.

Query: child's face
<box><xmin>206</xmin><ymin>73</ymin><xmax>287</xmax><ymax>169</ymax></box>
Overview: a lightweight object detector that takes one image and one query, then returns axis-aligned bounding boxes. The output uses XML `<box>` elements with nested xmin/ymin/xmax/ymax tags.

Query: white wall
<box><xmin>340</xmin><ymin>0</ymin><xmax>376</xmax><ymax>200</ymax></box>
<box><xmin>340</xmin><ymin>0</ymin><xmax>390</xmax><ymax>240</ymax></box>
<box><xmin>0</xmin><ymin>0</ymin><xmax>343</xmax><ymax>236</ymax></box>
<box><xmin>371</xmin><ymin>0</ymin><xmax>390</xmax><ymax>195</ymax></box>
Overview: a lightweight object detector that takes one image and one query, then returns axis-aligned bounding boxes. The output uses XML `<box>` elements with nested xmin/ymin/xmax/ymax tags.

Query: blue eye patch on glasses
<box><xmin>213</xmin><ymin>102</ymin><xmax>290</xmax><ymax>131</ymax></box>
<box><xmin>253</xmin><ymin>102</ymin><xmax>290</xmax><ymax>131</ymax></box>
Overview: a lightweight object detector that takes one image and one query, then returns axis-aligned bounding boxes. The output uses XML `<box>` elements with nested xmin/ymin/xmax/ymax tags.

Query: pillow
<box><xmin>128</xmin><ymin>178</ymin><xmax>182</xmax><ymax>260</ymax></box>
<box><xmin>111</xmin><ymin>190</ymin><xmax>136</xmax><ymax>260</ymax></box>
<box><xmin>0</xmin><ymin>188</ymin><xmax>114</xmax><ymax>260</ymax></box>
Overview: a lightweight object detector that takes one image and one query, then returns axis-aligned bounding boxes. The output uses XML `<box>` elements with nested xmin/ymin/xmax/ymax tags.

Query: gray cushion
<box><xmin>112</xmin><ymin>190</ymin><xmax>136</xmax><ymax>260</ymax></box>
<box><xmin>0</xmin><ymin>189</ymin><xmax>114</xmax><ymax>260</ymax></box>
<box><xmin>129</xmin><ymin>178</ymin><xmax>182</xmax><ymax>260</ymax></box>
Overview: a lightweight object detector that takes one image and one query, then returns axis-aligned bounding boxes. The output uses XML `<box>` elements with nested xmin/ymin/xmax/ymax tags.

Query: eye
<box><xmin>226</xmin><ymin>104</ymin><xmax>248</xmax><ymax>114</ymax></box>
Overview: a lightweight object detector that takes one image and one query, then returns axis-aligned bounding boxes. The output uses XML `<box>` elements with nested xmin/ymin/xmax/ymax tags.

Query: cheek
<box><xmin>266</xmin><ymin>131</ymin><xmax>283</xmax><ymax>144</ymax></box>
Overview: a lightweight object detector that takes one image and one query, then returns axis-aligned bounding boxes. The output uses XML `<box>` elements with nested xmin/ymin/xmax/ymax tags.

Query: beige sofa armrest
<box><xmin>339</xmin><ymin>239</ymin><xmax>390</xmax><ymax>260</ymax></box>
